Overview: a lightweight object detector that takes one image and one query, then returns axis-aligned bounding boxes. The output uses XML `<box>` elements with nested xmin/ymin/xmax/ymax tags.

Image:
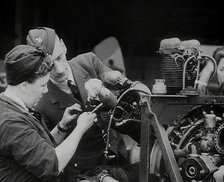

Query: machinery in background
<box><xmin>148</xmin><ymin>97</ymin><xmax>224</xmax><ymax>182</ymax></box>
<box><xmin>139</xmin><ymin>39</ymin><xmax>224</xmax><ymax>182</ymax></box>
<box><xmin>158</xmin><ymin>38</ymin><xmax>217</xmax><ymax>94</ymax></box>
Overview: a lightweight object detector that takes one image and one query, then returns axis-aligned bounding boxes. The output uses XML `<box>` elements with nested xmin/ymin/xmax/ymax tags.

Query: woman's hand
<box><xmin>76</xmin><ymin>112</ymin><xmax>97</xmax><ymax>132</ymax></box>
<box><xmin>196</xmin><ymin>83</ymin><xmax>207</xmax><ymax>95</ymax></box>
<box><xmin>59</xmin><ymin>103</ymin><xmax>82</xmax><ymax>130</ymax></box>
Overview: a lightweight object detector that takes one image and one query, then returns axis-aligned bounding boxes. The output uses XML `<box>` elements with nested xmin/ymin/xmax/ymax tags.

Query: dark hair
<box><xmin>213</xmin><ymin>47</ymin><xmax>224</xmax><ymax>65</ymax></box>
<box><xmin>26</xmin><ymin>56</ymin><xmax>54</xmax><ymax>83</ymax></box>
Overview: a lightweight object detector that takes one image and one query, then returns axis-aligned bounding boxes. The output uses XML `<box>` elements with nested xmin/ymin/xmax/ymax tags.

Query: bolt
<box><xmin>200</xmin><ymin>169</ymin><xmax>206</xmax><ymax>175</ymax></box>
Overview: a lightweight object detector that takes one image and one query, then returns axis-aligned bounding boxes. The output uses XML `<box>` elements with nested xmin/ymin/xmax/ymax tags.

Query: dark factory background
<box><xmin>0</xmin><ymin>0</ymin><xmax>223</xmax><ymax>89</ymax></box>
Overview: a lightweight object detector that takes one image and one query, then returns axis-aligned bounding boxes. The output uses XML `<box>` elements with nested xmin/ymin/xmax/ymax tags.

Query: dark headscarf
<box><xmin>26</xmin><ymin>27</ymin><xmax>56</xmax><ymax>55</ymax></box>
<box><xmin>4</xmin><ymin>45</ymin><xmax>47</xmax><ymax>85</ymax></box>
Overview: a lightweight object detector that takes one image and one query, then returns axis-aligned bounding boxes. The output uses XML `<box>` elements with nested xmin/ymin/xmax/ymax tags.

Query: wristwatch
<box><xmin>96</xmin><ymin>170</ymin><xmax>110</xmax><ymax>182</ymax></box>
<box><xmin>57</xmin><ymin>123</ymin><xmax>69</xmax><ymax>132</ymax></box>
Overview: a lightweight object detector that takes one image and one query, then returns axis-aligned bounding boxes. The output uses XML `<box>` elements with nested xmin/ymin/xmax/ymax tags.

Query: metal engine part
<box><xmin>214</xmin><ymin>123</ymin><xmax>224</xmax><ymax>155</ymax></box>
<box><xmin>158</xmin><ymin>38</ymin><xmax>217</xmax><ymax>94</ymax></box>
<box><xmin>150</xmin><ymin>105</ymin><xmax>224</xmax><ymax>182</ymax></box>
<box><xmin>180</xmin><ymin>154</ymin><xmax>219</xmax><ymax>181</ymax></box>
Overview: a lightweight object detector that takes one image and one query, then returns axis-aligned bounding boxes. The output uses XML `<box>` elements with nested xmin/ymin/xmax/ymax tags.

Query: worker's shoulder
<box><xmin>70</xmin><ymin>52</ymin><xmax>96</xmax><ymax>62</ymax></box>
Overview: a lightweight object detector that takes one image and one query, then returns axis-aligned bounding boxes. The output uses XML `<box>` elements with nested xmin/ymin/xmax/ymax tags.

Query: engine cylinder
<box><xmin>160</xmin><ymin>55</ymin><xmax>183</xmax><ymax>94</ymax></box>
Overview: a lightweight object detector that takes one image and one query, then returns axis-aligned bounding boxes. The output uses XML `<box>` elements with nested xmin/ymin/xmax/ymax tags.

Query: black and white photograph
<box><xmin>0</xmin><ymin>0</ymin><xmax>224</xmax><ymax>182</ymax></box>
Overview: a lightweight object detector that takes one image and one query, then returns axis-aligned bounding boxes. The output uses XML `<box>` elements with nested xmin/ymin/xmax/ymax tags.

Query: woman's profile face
<box><xmin>25</xmin><ymin>73</ymin><xmax>50</xmax><ymax>108</ymax></box>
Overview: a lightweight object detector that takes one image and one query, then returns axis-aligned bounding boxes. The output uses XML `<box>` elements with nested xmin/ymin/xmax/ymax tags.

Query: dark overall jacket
<box><xmin>0</xmin><ymin>94</ymin><xmax>61</xmax><ymax>182</ymax></box>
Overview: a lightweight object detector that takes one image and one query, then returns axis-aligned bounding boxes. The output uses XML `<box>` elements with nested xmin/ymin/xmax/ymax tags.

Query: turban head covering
<box><xmin>26</xmin><ymin>27</ymin><xmax>56</xmax><ymax>55</ymax></box>
<box><xmin>4</xmin><ymin>45</ymin><xmax>50</xmax><ymax>85</ymax></box>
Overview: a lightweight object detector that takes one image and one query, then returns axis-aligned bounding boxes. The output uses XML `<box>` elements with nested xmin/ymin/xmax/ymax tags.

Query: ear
<box><xmin>19</xmin><ymin>81</ymin><xmax>30</xmax><ymax>93</ymax></box>
<box><xmin>61</xmin><ymin>39</ymin><xmax>67</xmax><ymax>55</ymax></box>
<box><xmin>64</xmin><ymin>46</ymin><xmax>67</xmax><ymax>55</ymax></box>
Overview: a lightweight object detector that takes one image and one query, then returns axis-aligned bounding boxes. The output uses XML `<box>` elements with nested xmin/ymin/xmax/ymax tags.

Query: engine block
<box><xmin>140</xmin><ymin>95</ymin><xmax>224</xmax><ymax>182</ymax></box>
